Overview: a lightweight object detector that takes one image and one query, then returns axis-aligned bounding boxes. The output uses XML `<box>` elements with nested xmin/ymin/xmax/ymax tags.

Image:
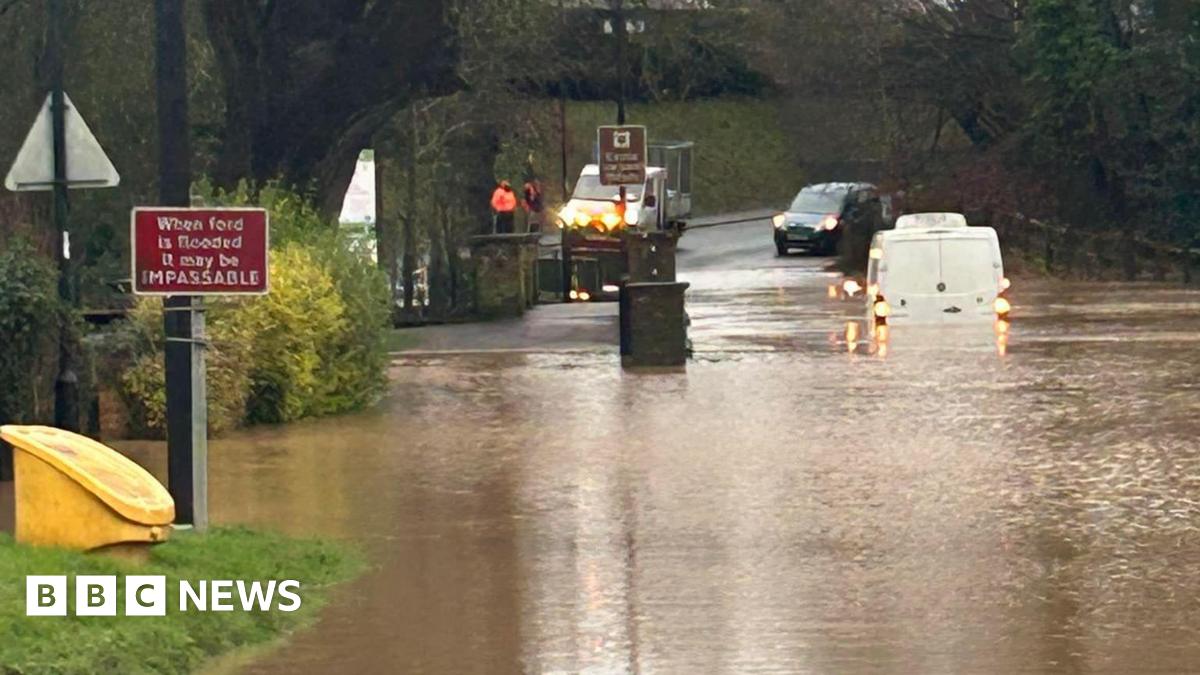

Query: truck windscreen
<box><xmin>573</xmin><ymin>176</ymin><xmax>641</xmax><ymax>202</ymax></box>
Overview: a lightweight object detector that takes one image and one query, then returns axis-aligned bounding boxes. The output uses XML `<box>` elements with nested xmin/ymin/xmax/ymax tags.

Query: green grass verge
<box><xmin>567</xmin><ymin>99</ymin><xmax>802</xmax><ymax>215</ymax></box>
<box><xmin>496</xmin><ymin>97</ymin><xmax>803</xmax><ymax>216</ymax></box>
<box><xmin>0</xmin><ymin>527</ymin><xmax>363</xmax><ymax>675</ymax></box>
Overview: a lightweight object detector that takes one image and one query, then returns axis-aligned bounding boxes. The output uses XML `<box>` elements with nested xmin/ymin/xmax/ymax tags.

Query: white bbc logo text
<box><xmin>27</xmin><ymin>575</ymin><xmax>165</xmax><ymax>617</ymax></box>
<box><xmin>25</xmin><ymin>575</ymin><xmax>302</xmax><ymax>616</ymax></box>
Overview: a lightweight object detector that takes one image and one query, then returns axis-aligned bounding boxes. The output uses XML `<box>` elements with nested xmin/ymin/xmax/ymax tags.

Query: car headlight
<box><xmin>772</xmin><ymin>213</ymin><xmax>786</xmax><ymax>229</ymax></box>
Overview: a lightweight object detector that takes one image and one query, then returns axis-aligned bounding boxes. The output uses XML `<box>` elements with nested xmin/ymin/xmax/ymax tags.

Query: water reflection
<box><xmin>863</xmin><ymin>320</ymin><xmax>1009</xmax><ymax>360</ymax></box>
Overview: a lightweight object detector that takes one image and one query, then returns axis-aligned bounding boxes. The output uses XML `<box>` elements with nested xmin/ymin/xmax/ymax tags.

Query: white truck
<box><xmin>554</xmin><ymin>142</ymin><xmax>693</xmax><ymax>300</ymax></box>
<box><xmin>556</xmin><ymin>141</ymin><xmax>693</xmax><ymax>234</ymax></box>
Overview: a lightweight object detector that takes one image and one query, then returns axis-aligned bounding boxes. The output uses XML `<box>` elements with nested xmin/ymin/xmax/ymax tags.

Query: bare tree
<box><xmin>203</xmin><ymin>0</ymin><xmax>460</xmax><ymax>216</ymax></box>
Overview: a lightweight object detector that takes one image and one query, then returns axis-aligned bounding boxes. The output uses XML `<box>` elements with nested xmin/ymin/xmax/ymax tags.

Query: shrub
<box><xmin>193</xmin><ymin>179</ymin><xmax>391</xmax><ymax>418</ymax></box>
<box><xmin>119</xmin><ymin>298</ymin><xmax>251</xmax><ymax>438</ymax></box>
<box><xmin>236</xmin><ymin>244</ymin><xmax>347</xmax><ymax>423</ymax></box>
<box><xmin>0</xmin><ymin>240</ymin><xmax>61</xmax><ymax>425</ymax></box>
<box><xmin>304</xmin><ymin>233</ymin><xmax>391</xmax><ymax>414</ymax></box>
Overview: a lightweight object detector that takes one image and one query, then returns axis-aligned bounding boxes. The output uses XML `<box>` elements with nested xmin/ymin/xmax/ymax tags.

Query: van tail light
<box><xmin>995</xmin><ymin>278</ymin><xmax>1012</xmax><ymax>318</ymax></box>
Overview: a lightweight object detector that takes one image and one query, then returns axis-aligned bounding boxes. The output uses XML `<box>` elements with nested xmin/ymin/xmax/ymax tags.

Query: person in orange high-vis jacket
<box><xmin>491</xmin><ymin>180</ymin><xmax>517</xmax><ymax>233</ymax></box>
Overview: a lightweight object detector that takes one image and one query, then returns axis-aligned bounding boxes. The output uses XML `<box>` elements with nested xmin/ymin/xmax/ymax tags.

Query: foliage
<box><xmin>118</xmin><ymin>298</ymin><xmax>251</xmax><ymax>437</ymax></box>
<box><xmin>236</xmin><ymin>245</ymin><xmax>347</xmax><ymax>423</ymax></box>
<box><xmin>194</xmin><ymin>180</ymin><xmax>392</xmax><ymax>419</ymax></box>
<box><xmin>118</xmin><ymin>184</ymin><xmax>390</xmax><ymax>436</ymax></box>
<box><xmin>202</xmin><ymin>0</ymin><xmax>459</xmax><ymax>215</ymax></box>
<box><xmin>0</xmin><ymin>527</ymin><xmax>363</xmax><ymax>675</ymax></box>
<box><xmin>1017</xmin><ymin>0</ymin><xmax>1200</xmax><ymax>244</ymax></box>
<box><xmin>749</xmin><ymin>0</ymin><xmax>1200</xmax><ymax>255</ymax></box>
<box><xmin>0</xmin><ymin>240</ymin><xmax>61</xmax><ymax>425</ymax></box>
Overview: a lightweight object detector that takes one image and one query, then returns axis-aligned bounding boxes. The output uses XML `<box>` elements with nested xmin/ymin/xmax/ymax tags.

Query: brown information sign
<box><xmin>597</xmin><ymin>125</ymin><xmax>647</xmax><ymax>186</ymax></box>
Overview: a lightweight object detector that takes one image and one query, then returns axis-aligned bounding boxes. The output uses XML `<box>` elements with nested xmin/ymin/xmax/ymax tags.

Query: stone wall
<box><xmin>470</xmin><ymin>233</ymin><xmax>541</xmax><ymax>318</ymax></box>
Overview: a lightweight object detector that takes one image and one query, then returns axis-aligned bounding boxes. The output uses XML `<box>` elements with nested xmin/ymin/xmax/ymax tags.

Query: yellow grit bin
<box><xmin>0</xmin><ymin>425</ymin><xmax>175</xmax><ymax>550</ymax></box>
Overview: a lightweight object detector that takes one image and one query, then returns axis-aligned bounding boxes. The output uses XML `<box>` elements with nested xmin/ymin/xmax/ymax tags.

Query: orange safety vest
<box><xmin>491</xmin><ymin>187</ymin><xmax>517</xmax><ymax>213</ymax></box>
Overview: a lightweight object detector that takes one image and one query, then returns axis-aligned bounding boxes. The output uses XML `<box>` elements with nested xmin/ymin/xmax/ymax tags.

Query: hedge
<box><xmin>0</xmin><ymin>239</ymin><xmax>62</xmax><ymax>426</ymax></box>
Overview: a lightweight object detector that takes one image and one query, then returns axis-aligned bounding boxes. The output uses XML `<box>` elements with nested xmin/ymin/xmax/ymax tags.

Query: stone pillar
<box><xmin>622</xmin><ymin>281</ymin><xmax>690</xmax><ymax>368</ymax></box>
<box><xmin>624</xmin><ymin>230</ymin><xmax>678</xmax><ymax>283</ymax></box>
<box><xmin>469</xmin><ymin>233</ymin><xmax>542</xmax><ymax>318</ymax></box>
<box><xmin>520</xmin><ymin>238</ymin><xmax>540</xmax><ymax>308</ymax></box>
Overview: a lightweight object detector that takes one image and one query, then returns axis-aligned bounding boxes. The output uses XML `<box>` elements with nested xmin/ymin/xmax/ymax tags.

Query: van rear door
<box><xmin>881</xmin><ymin>233</ymin><xmax>1000</xmax><ymax>322</ymax></box>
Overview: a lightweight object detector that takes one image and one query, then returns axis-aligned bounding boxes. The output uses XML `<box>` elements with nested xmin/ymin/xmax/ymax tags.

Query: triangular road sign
<box><xmin>5</xmin><ymin>92</ymin><xmax>120</xmax><ymax>191</ymax></box>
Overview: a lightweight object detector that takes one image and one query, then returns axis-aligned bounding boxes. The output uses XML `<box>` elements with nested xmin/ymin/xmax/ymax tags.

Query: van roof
<box><xmin>877</xmin><ymin>224</ymin><xmax>998</xmax><ymax>243</ymax></box>
<box><xmin>895</xmin><ymin>212</ymin><xmax>967</xmax><ymax>230</ymax></box>
<box><xmin>581</xmin><ymin>163</ymin><xmax>666</xmax><ymax>177</ymax></box>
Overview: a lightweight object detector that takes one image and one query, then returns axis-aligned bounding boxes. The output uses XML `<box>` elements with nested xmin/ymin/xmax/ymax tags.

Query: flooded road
<box><xmin>17</xmin><ymin>219</ymin><xmax>1200</xmax><ymax>673</ymax></box>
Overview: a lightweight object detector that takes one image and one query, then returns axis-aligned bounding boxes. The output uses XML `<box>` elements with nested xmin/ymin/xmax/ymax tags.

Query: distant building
<box><xmin>338</xmin><ymin>149</ymin><xmax>378</xmax><ymax>263</ymax></box>
<box><xmin>339</xmin><ymin>150</ymin><xmax>376</xmax><ymax>226</ymax></box>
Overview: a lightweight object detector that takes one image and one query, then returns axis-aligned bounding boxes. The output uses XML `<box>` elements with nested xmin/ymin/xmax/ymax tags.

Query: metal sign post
<box><xmin>49</xmin><ymin>36</ymin><xmax>77</xmax><ymax>433</ymax></box>
<box><xmin>4</xmin><ymin>0</ymin><xmax>120</xmax><ymax>434</ymax></box>
<box><xmin>154</xmin><ymin>0</ymin><xmax>205</xmax><ymax>531</ymax></box>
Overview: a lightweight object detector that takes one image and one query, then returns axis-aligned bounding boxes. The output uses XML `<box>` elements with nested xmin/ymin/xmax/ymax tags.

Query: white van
<box><xmin>865</xmin><ymin>213</ymin><xmax>1010</xmax><ymax>325</ymax></box>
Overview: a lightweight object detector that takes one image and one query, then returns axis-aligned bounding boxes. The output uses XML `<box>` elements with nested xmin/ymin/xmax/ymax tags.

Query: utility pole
<box><xmin>559</xmin><ymin>0</ymin><xmax>569</xmax><ymax>203</ymax></box>
<box><xmin>155</xmin><ymin>0</ymin><xmax>207</xmax><ymax>531</ymax></box>
<box><xmin>48</xmin><ymin>0</ymin><xmax>79</xmax><ymax>432</ymax></box>
<box><xmin>559</xmin><ymin>0</ymin><xmax>573</xmax><ymax>299</ymax></box>
<box><xmin>614</xmin><ymin>0</ymin><xmax>627</xmax><ymax>126</ymax></box>
<box><xmin>614</xmin><ymin>0</ymin><xmax>628</xmax><ymax>220</ymax></box>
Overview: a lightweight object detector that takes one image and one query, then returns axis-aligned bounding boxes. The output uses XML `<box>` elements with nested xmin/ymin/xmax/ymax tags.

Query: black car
<box><xmin>772</xmin><ymin>182</ymin><xmax>882</xmax><ymax>256</ymax></box>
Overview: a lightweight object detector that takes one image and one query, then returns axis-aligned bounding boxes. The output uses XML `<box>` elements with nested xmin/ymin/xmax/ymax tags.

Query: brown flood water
<box><xmin>7</xmin><ymin>260</ymin><xmax>1200</xmax><ymax>674</ymax></box>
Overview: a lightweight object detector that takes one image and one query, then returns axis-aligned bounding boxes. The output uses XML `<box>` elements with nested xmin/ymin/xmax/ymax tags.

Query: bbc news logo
<box><xmin>26</xmin><ymin>576</ymin><xmax>302</xmax><ymax>616</ymax></box>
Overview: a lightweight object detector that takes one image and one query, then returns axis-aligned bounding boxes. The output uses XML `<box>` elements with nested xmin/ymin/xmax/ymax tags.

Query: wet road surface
<box><xmin>11</xmin><ymin>217</ymin><xmax>1200</xmax><ymax>673</ymax></box>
